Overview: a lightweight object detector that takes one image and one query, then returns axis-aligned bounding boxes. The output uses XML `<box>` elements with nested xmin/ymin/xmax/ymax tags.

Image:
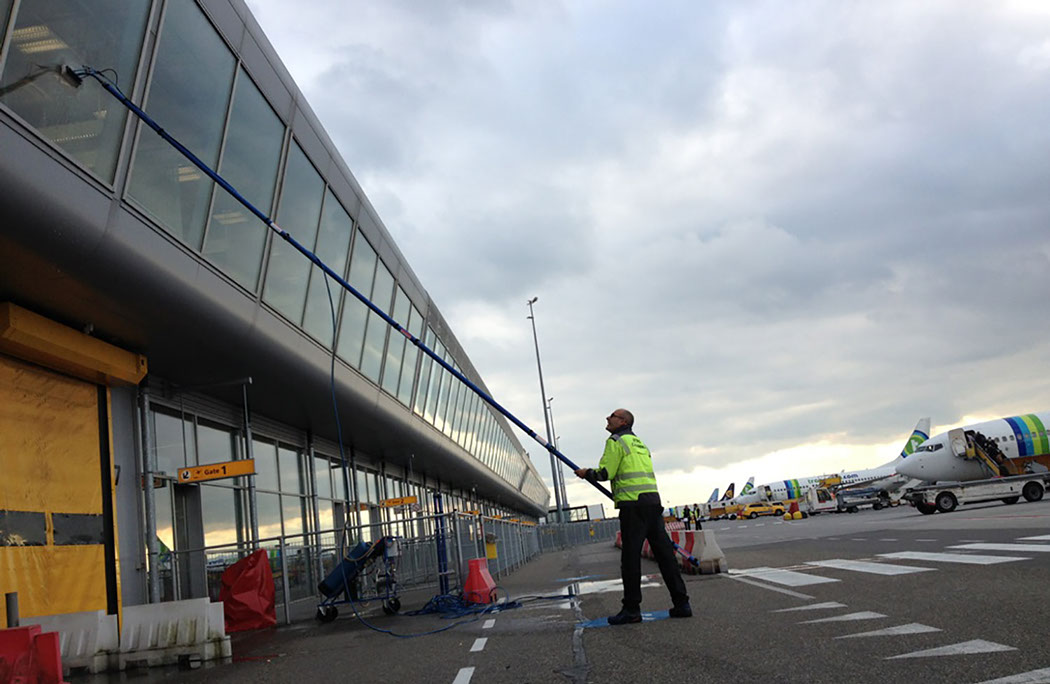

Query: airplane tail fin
<box><xmin>898</xmin><ymin>417</ymin><xmax>931</xmax><ymax>460</ymax></box>
<box><xmin>739</xmin><ymin>476</ymin><xmax>755</xmax><ymax>495</ymax></box>
<box><xmin>706</xmin><ymin>488</ymin><xmax>720</xmax><ymax>503</ymax></box>
<box><xmin>721</xmin><ymin>482</ymin><xmax>736</xmax><ymax>500</ymax></box>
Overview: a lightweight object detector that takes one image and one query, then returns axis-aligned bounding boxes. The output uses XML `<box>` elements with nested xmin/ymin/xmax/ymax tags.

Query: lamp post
<box><xmin>547</xmin><ymin>396</ymin><xmax>570</xmax><ymax>514</ymax></box>
<box><xmin>527</xmin><ymin>297</ymin><xmax>564</xmax><ymax>522</ymax></box>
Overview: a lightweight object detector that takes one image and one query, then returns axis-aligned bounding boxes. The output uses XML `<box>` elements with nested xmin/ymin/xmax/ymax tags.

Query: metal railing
<box><xmin>161</xmin><ymin>514</ymin><xmax>620</xmax><ymax>623</ymax></box>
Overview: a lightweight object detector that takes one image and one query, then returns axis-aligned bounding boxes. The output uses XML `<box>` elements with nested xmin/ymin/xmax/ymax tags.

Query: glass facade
<box><xmin>1</xmin><ymin>0</ymin><xmax>544</xmax><ymax>530</ymax></box>
<box><xmin>127</xmin><ymin>0</ymin><xmax>235</xmax><ymax>247</ymax></box>
<box><xmin>0</xmin><ymin>0</ymin><xmax>150</xmax><ymax>182</ymax></box>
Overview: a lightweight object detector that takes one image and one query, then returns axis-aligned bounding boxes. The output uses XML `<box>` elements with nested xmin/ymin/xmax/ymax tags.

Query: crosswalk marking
<box><xmin>879</xmin><ymin>551</ymin><xmax>1029</xmax><ymax>565</ymax></box>
<box><xmin>835</xmin><ymin>623</ymin><xmax>941</xmax><ymax>639</ymax></box>
<box><xmin>948</xmin><ymin>543</ymin><xmax>1050</xmax><ymax>553</ymax></box>
<box><xmin>807</xmin><ymin>559</ymin><xmax>935</xmax><ymax>575</ymax></box>
<box><xmin>734</xmin><ymin>567</ymin><xmax>839</xmax><ymax>587</ymax></box>
<box><xmin>772</xmin><ymin>602</ymin><xmax>846</xmax><ymax>612</ymax></box>
<box><xmin>453</xmin><ymin>667</ymin><xmax>475</xmax><ymax>684</ymax></box>
<box><xmin>470</xmin><ymin>638</ymin><xmax>487</xmax><ymax>652</ymax></box>
<box><xmin>974</xmin><ymin>666</ymin><xmax>1050</xmax><ymax>683</ymax></box>
<box><xmin>799</xmin><ymin>611</ymin><xmax>886</xmax><ymax>624</ymax></box>
<box><xmin>886</xmin><ymin>639</ymin><xmax>1016</xmax><ymax>659</ymax></box>
<box><xmin>482</xmin><ymin>619</ymin><xmax>495</xmax><ymax>629</ymax></box>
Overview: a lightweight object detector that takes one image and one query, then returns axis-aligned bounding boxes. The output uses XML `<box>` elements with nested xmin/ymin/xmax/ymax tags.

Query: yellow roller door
<box><xmin>0</xmin><ymin>354</ymin><xmax>109</xmax><ymax>622</ymax></box>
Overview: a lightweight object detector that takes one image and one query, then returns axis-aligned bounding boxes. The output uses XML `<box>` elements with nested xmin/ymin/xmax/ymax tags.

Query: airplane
<box><xmin>732</xmin><ymin>418</ymin><xmax>931</xmax><ymax>505</ymax></box>
<box><xmin>896</xmin><ymin>412</ymin><xmax>1050</xmax><ymax>482</ymax></box>
<box><xmin>720</xmin><ymin>482</ymin><xmax>735</xmax><ymax>501</ymax></box>
<box><xmin>739</xmin><ymin>476</ymin><xmax>755</xmax><ymax>496</ymax></box>
<box><xmin>706</xmin><ymin>488</ymin><xmax>720</xmax><ymax>503</ymax></box>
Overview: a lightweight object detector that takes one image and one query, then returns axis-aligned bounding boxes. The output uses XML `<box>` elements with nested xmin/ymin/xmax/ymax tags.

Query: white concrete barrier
<box><xmin>117</xmin><ymin>598</ymin><xmax>231</xmax><ymax>670</ymax></box>
<box><xmin>22</xmin><ymin>609</ymin><xmax>118</xmax><ymax>674</ymax></box>
<box><xmin>615</xmin><ymin>529</ymin><xmax>729</xmax><ymax>575</ymax></box>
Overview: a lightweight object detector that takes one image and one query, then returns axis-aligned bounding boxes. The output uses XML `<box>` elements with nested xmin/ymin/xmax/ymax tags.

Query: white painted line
<box><xmin>948</xmin><ymin>543</ymin><xmax>1050</xmax><ymax>553</ymax></box>
<box><xmin>886</xmin><ymin>639</ymin><xmax>1016</xmax><ymax>659</ymax></box>
<box><xmin>835</xmin><ymin>623</ymin><xmax>941</xmax><ymax>639</ymax></box>
<box><xmin>800</xmin><ymin>611</ymin><xmax>886</xmax><ymax>624</ymax></box>
<box><xmin>879</xmin><ymin>551</ymin><xmax>1029</xmax><ymax>565</ymax></box>
<box><xmin>734</xmin><ymin>566</ymin><xmax>840</xmax><ymax>587</ymax></box>
<box><xmin>878</xmin><ymin>538</ymin><xmax>898</xmax><ymax>542</ymax></box>
<box><xmin>470</xmin><ymin>638</ymin><xmax>487</xmax><ymax>652</ymax></box>
<box><xmin>851</xmin><ymin>538</ymin><xmax>867</xmax><ymax>541</ymax></box>
<box><xmin>731</xmin><ymin>576</ymin><xmax>815</xmax><ymax>599</ymax></box>
<box><xmin>915</xmin><ymin>538</ymin><xmax>938</xmax><ymax>542</ymax></box>
<box><xmin>453</xmin><ymin>667</ymin><xmax>475</xmax><ymax>684</ymax></box>
<box><xmin>807</xmin><ymin>559</ymin><xmax>935</xmax><ymax>575</ymax></box>
<box><xmin>482</xmin><ymin>619</ymin><xmax>495</xmax><ymax>629</ymax></box>
<box><xmin>1017</xmin><ymin>534</ymin><xmax>1050</xmax><ymax>541</ymax></box>
<box><xmin>959</xmin><ymin>539</ymin><xmax>986</xmax><ymax>543</ymax></box>
<box><xmin>772</xmin><ymin>602</ymin><xmax>846</xmax><ymax>612</ymax></box>
<box><xmin>974</xmin><ymin>666</ymin><xmax>1050</xmax><ymax>683</ymax></box>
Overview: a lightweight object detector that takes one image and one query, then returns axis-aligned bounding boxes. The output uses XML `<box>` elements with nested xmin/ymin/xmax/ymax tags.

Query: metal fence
<box><xmin>163</xmin><ymin>514</ymin><xmax>620</xmax><ymax>623</ymax></box>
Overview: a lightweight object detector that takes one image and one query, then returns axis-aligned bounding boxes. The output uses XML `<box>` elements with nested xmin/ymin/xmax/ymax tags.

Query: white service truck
<box><xmin>902</xmin><ymin>472</ymin><xmax>1050</xmax><ymax>514</ymax></box>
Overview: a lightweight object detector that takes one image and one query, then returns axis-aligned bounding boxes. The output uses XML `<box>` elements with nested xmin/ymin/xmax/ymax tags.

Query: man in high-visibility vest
<box><xmin>575</xmin><ymin>408</ymin><xmax>691</xmax><ymax>625</ymax></box>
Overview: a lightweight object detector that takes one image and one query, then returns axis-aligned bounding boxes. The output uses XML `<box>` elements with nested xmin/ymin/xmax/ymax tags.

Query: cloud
<box><xmin>246</xmin><ymin>0</ymin><xmax>1050</xmax><ymax>507</ymax></box>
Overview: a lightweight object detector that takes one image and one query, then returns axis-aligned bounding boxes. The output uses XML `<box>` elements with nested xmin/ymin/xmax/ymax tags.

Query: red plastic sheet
<box><xmin>219</xmin><ymin>549</ymin><xmax>276</xmax><ymax>632</ymax></box>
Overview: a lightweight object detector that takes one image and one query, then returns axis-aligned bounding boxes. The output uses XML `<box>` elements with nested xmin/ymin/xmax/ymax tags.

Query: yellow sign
<box><xmin>380</xmin><ymin>495</ymin><xmax>418</xmax><ymax>508</ymax></box>
<box><xmin>178</xmin><ymin>459</ymin><xmax>255</xmax><ymax>484</ymax></box>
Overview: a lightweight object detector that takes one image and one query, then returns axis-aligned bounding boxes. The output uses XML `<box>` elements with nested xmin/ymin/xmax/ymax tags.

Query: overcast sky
<box><xmin>245</xmin><ymin>0</ymin><xmax>1050</xmax><ymax>510</ymax></box>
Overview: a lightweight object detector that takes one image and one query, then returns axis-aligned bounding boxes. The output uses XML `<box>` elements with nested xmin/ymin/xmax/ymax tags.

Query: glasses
<box><xmin>607</xmin><ymin>414</ymin><xmax>625</xmax><ymax>421</ymax></box>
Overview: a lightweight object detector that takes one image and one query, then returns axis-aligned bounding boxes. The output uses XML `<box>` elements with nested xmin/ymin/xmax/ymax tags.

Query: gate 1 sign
<box><xmin>178</xmin><ymin>459</ymin><xmax>256</xmax><ymax>484</ymax></box>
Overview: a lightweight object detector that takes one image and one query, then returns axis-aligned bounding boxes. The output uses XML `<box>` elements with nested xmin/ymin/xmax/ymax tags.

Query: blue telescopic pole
<box><xmin>73</xmin><ymin>67</ymin><xmax>700</xmax><ymax>568</ymax></box>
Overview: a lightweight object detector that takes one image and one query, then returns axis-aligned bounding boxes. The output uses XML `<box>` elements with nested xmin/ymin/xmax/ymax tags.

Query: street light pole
<box><xmin>527</xmin><ymin>297</ymin><xmax>564</xmax><ymax>523</ymax></box>
<box><xmin>547</xmin><ymin>396</ymin><xmax>570</xmax><ymax>514</ymax></box>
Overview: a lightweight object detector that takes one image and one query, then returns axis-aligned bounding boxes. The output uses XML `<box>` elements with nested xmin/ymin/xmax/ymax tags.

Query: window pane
<box><xmin>281</xmin><ymin>495</ymin><xmax>305</xmax><ymax>537</ymax></box>
<box><xmin>197</xmin><ymin>422</ymin><xmax>237</xmax><ymax>465</ymax></box>
<box><xmin>414</xmin><ymin>327</ymin><xmax>436</xmax><ymax>417</ymax></box>
<box><xmin>263</xmin><ymin>143</ymin><xmax>323</xmax><ymax>322</ymax></box>
<box><xmin>360</xmin><ymin>261</ymin><xmax>394</xmax><ymax>383</ymax></box>
<box><xmin>336</xmin><ymin>236</ymin><xmax>377</xmax><ymax>366</ymax></box>
<box><xmin>252</xmin><ymin>439</ymin><xmax>279</xmax><ymax>491</ymax></box>
<box><xmin>317</xmin><ymin>501</ymin><xmax>333</xmax><ymax>533</ymax></box>
<box><xmin>152</xmin><ymin>410</ymin><xmax>192</xmax><ymax>476</ymax></box>
<box><xmin>277</xmin><ymin>445</ymin><xmax>302</xmax><ymax>495</ymax></box>
<box><xmin>0</xmin><ymin>0</ymin><xmax>149</xmax><ymax>182</ymax></box>
<box><xmin>256</xmin><ymin>492</ymin><xmax>282</xmax><ymax>539</ymax></box>
<box><xmin>202</xmin><ymin>69</ymin><xmax>283</xmax><ymax>290</ymax></box>
<box><xmin>380</xmin><ymin>287</ymin><xmax>410</xmax><ymax>395</ymax></box>
<box><xmin>314</xmin><ymin>457</ymin><xmax>332</xmax><ymax>499</ymax></box>
<box><xmin>302</xmin><ymin>191</ymin><xmax>353</xmax><ymax>343</ymax></box>
<box><xmin>201</xmin><ymin>485</ymin><xmax>242</xmax><ymax>547</ymax></box>
<box><xmin>127</xmin><ymin>0</ymin><xmax>235</xmax><ymax>247</ymax></box>
<box><xmin>426</xmin><ymin>339</ymin><xmax>446</xmax><ymax>426</ymax></box>
<box><xmin>397</xmin><ymin>305</ymin><xmax>422</xmax><ymax>406</ymax></box>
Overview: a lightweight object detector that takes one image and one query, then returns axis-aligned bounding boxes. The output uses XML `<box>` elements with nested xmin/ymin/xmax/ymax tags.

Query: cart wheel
<box><xmin>383</xmin><ymin>598</ymin><xmax>401</xmax><ymax>615</ymax></box>
<box><xmin>316</xmin><ymin>605</ymin><xmax>338</xmax><ymax>623</ymax></box>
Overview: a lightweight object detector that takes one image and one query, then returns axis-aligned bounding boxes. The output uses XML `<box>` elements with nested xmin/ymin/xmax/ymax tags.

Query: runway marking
<box><xmin>453</xmin><ymin>666</ymin><xmax>475</xmax><ymax>684</ymax></box>
<box><xmin>731</xmin><ymin>576</ymin><xmax>815</xmax><ymax>599</ymax></box>
<box><xmin>948</xmin><ymin>543</ymin><xmax>1050</xmax><ymax>553</ymax></box>
<box><xmin>879</xmin><ymin>551</ymin><xmax>1029</xmax><ymax>565</ymax></box>
<box><xmin>851</xmin><ymin>537</ymin><xmax>867</xmax><ymax>541</ymax></box>
<box><xmin>771</xmin><ymin>602</ymin><xmax>846</xmax><ymax>612</ymax></box>
<box><xmin>886</xmin><ymin>639</ymin><xmax>1015</xmax><ymax>659</ymax></box>
<box><xmin>733</xmin><ymin>566</ymin><xmax>839</xmax><ymax>587</ymax></box>
<box><xmin>915</xmin><ymin>538</ymin><xmax>938</xmax><ymax>542</ymax></box>
<box><xmin>470</xmin><ymin>638</ymin><xmax>487</xmax><ymax>652</ymax></box>
<box><xmin>1017</xmin><ymin>534</ymin><xmax>1050</xmax><ymax>541</ymax></box>
<box><xmin>807</xmin><ymin>559</ymin><xmax>935</xmax><ymax>575</ymax></box>
<box><xmin>836</xmin><ymin>623</ymin><xmax>941</xmax><ymax>638</ymax></box>
<box><xmin>799</xmin><ymin>611</ymin><xmax>886</xmax><ymax>624</ymax></box>
<box><xmin>482</xmin><ymin>619</ymin><xmax>495</xmax><ymax>629</ymax></box>
<box><xmin>975</xmin><ymin>666</ymin><xmax>1050</xmax><ymax>683</ymax></box>
<box><xmin>959</xmin><ymin>539</ymin><xmax>986</xmax><ymax>543</ymax></box>
<box><xmin>878</xmin><ymin>538</ymin><xmax>898</xmax><ymax>542</ymax></box>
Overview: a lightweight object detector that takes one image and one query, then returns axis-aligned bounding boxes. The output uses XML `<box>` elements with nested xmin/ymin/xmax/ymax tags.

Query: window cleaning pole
<box><xmin>71</xmin><ymin>67</ymin><xmax>701</xmax><ymax>568</ymax></box>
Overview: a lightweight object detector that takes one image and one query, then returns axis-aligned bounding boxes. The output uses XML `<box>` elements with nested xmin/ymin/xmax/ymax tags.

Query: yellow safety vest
<box><xmin>599</xmin><ymin>432</ymin><xmax>659</xmax><ymax>506</ymax></box>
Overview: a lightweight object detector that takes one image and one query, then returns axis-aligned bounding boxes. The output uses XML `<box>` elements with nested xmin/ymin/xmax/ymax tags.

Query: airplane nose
<box><xmin>895</xmin><ymin>455</ymin><xmax>925</xmax><ymax>479</ymax></box>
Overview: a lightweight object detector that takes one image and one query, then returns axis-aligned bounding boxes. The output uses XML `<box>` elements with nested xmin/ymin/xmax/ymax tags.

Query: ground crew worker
<box><xmin>575</xmin><ymin>408</ymin><xmax>691</xmax><ymax>625</ymax></box>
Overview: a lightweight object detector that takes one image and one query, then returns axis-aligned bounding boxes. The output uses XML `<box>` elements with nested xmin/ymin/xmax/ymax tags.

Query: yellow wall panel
<box><xmin>0</xmin><ymin>354</ymin><xmax>101</xmax><ymax>514</ymax></box>
<box><xmin>0</xmin><ymin>546</ymin><xmax>107</xmax><ymax>623</ymax></box>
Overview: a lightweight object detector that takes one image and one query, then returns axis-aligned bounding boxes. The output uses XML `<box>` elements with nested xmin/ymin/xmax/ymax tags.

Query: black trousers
<box><xmin>619</xmin><ymin>505</ymin><xmax>689</xmax><ymax>611</ymax></box>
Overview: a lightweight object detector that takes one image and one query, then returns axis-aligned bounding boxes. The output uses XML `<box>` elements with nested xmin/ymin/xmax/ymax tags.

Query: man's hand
<box><xmin>574</xmin><ymin>468</ymin><xmax>590</xmax><ymax>479</ymax></box>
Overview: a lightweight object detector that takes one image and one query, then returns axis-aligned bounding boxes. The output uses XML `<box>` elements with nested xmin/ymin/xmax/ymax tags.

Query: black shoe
<box><xmin>669</xmin><ymin>603</ymin><xmax>693</xmax><ymax>618</ymax></box>
<box><xmin>607</xmin><ymin>610</ymin><xmax>642</xmax><ymax>625</ymax></box>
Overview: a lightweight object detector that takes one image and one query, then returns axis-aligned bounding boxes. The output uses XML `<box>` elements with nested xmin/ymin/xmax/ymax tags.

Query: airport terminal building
<box><xmin>0</xmin><ymin>0</ymin><xmax>549</xmax><ymax>622</ymax></box>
